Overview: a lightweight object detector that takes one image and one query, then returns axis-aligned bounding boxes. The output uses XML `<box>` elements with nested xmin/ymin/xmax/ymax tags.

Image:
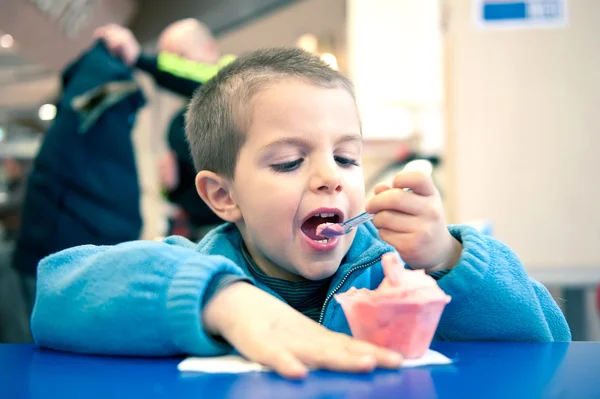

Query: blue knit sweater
<box><xmin>31</xmin><ymin>223</ymin><xmax>571</xmax><ymax>356</ymax></box>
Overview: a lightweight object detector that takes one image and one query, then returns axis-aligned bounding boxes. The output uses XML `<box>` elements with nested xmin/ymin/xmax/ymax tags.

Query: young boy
<box><xmin>31</xmin><ymin>48</ymin><xmax>570</xmax><ymax>379</ymax></box>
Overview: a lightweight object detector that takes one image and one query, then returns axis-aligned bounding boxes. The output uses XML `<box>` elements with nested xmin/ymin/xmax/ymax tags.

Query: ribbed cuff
<box><xmin>436</xmin><ymin>225</ymin><xmax>491</xmax><ymax>301</ymax></box>
<box><xmin>203</xmin><ymin>273</ymin><xmax>253</xmax><ymax>306</ymax></box>
<box><xmin>165</xmin><ymin>255</ymin><xmax>247</xmax><ymax>356</ymax></box>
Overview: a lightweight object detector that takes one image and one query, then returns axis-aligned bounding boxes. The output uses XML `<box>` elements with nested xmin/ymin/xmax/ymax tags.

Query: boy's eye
<box><xmin>334</xmin><ymin>156</ymin><xmax>360</xmax><ymax>167</ymax></box>
<box><xmin>270</xmin><ymin>159</ymin><xmax>304</xmax><ymax>172</ymax></box>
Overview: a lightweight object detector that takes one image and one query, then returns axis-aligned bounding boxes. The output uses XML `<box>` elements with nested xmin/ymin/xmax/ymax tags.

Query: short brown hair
<box><xmin>185</xmin><ymin>47</ymin><xmax>355</xmax><ymax>179</ymax></box>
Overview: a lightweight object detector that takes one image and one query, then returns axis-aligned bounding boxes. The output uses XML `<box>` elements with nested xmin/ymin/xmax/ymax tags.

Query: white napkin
<box><xmin>178</xmin><ymin>349</ymin><xmax>452</xmax><ymax>374</ymax></box>
<box><xmin>401</xmin><ymin>349</ymin><xmax>452</xmax><ymax>368</ymax></box>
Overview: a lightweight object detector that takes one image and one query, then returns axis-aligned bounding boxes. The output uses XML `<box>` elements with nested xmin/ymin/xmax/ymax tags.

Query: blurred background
<box><xmin>0</xmin><ymin>0</ymin><xmax>598</xmax><ymax>341</ymax></box>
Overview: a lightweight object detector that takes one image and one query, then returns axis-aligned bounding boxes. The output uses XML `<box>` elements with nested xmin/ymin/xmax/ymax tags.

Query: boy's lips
<box><xmin>301</xmin><ymin>233</ymin><xmax>340</xmax><ymax>251</ymax></box>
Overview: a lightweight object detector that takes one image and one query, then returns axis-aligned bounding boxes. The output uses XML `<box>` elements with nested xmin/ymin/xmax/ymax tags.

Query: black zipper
<box><xmin>318</xmin><ymin>257</ymin><xmax>382</xmax><ymax>325</ymax></box>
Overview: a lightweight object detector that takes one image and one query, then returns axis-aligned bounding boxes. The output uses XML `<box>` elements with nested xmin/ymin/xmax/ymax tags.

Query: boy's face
<box><xmin>230</xmin><ymin>78</ymin><xmax>364</xmax><ymax>281</ymax></box>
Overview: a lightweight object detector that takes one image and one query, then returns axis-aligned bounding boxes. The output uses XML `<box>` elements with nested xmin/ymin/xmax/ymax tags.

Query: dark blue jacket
<box><xmin>13</xmin><ymin>42</ymin><xmax>145</xmax><ymax>276</ymax></box>
<box><xmin>164</xmin><ymin>108</ymin><xmax>222</xmax><ymax>227</ymax></box>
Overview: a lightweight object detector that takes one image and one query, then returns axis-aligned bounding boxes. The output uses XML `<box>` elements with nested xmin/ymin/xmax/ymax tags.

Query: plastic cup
<box><xmin>335</xmin><ymin>291</ymin><xmax>450</xmax><ymax>359</ymax></box>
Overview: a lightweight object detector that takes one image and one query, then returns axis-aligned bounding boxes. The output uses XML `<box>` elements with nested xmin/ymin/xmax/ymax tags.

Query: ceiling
<box><xmin>0</xmin><ymin>0</ymin><xmax>298</xmax><ymax>139</ymax></box>
<box><xmin>0</xmin><ymin>33</ymin><xmax>55</xmax><ymax>149</ymax></box>
<box><xmin>131</xmin><ymin>0</ymin><xmax>297</xmax><ymax>42</ymax></box>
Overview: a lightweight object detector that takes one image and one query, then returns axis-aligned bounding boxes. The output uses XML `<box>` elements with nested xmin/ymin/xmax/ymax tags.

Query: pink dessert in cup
<box><xmin>335</xmin><ymin>253</ymin><xmax>451</xmax><ymax>359</ymax></box>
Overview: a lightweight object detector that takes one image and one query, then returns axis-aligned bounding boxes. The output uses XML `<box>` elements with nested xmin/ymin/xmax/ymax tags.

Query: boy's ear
<box><xmin>195</xmin><ymin>171</ymin><xmax>242</xmax><ymax>223</ymax></box>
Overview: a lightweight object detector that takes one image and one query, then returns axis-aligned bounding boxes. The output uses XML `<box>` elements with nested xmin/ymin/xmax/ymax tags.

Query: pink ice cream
<box><xmin>316</xmin><ymin>222</ymin><xmax>345</xmax><ymax>237</ymax></box>
<box><xmin>335</xmin><ymin>253</ymin><xmax>451</xmax><ymax>359</ymax></box>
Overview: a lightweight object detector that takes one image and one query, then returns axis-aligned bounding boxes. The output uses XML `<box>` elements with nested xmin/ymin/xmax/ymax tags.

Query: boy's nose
<box><xmin>310</xmin><ymin>162</ymin><xmax>343</xmax><ymax>194</ymax></box>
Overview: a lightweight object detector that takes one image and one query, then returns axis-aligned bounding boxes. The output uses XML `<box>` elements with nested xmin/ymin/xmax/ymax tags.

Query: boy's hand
<box><xmin>203</xmin><ymin>282</ymin><xmax>403</xmax><ymax>379</ymax></box>
<box><xmin>93</xmin><ymin>24</ymin><xmax>141</xmax><ymax>66</ymax></box>
<box><xmin>366</xmin><ymin>171</ymin><xmax>462</xmax><ymax>272</ymax></box>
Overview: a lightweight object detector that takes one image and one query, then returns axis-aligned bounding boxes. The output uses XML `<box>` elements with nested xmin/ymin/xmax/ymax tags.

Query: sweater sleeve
<box><xmin>135</xmin><ymin>54</ymin><xmax>200</xmax><ymax>97</ymax></box>
<box><xmin>31</xmin><ymin>236</ymin><xmax>249</xmax><ymax>356</ymax></box>
<box><xmin>434</xmin><ymin>225</ymin><xmax>572</xmax><ymax>342</ymax></box>
<box><xmin>135</xmin><ymin>53</ymin><xmax>236</xmax><ymax>97</ymax></box>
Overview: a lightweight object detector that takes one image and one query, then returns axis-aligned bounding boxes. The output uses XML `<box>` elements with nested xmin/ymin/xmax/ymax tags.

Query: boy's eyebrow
<box><xmin>336</xmin><ymin>133</ymin><xmax>362</xmax><ymax>145</ymax></box>
<box><xmin>260</xmin><ymin>134</ymin><xmax>362</xmax><ymax>152</ymax></box>
<box><xmin>259</xmin><ymin>137</ymin><xmax>310</xmax><ymax>152</ymax></box>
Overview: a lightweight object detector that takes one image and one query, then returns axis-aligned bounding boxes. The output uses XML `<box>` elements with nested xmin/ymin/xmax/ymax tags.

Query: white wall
<box><xmin>445</xmin><ymin>0</ymin><xmax>600</xmax><ymax>270</ymax></box>
<box><xmin>346</xmin><ymin>0</ymin><xmax>443</xmax><ymax>149</ymax></box>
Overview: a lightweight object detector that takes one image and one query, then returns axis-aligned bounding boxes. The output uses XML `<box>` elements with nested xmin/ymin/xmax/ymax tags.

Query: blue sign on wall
<box><xmin>475</xmin><ymin>0</ymin><xmax>567</xmax><ymax>28</ymax></box>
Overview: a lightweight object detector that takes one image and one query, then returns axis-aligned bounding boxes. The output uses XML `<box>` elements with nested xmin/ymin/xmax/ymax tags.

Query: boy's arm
<box><xmin>32</xmin><ymin>237</ymin><xmax>404</xmax><ymax>378</ymax></box>
<box><xmin>434</xmin><ymin>225</ymin><xmax>571</xmax><ymax>342</ymax></box>
<box><xmin>31</xmin><ymin>236</ymin><xmax>250</xmax><ymax>356</ymax></box>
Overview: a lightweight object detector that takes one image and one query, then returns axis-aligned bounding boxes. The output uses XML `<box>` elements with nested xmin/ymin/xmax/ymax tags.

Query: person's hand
<box><xmin>93</xmin><ymin>24</ymin><xmax>140</xmax><ymax>66</ymax></box>
<box><xmin>366</xmin><ymin>171</ymin><xmax>462</xmax><ymax>272</ymax></box>
<box><xmin>202</xmin><ymin>282</ymin><xmax>404</xmax><ymax>379</ymax></box>
<box><xmin>158</xmin><ymin>151</ymin><xmax>179</xmax><ymax>191</ymax></box>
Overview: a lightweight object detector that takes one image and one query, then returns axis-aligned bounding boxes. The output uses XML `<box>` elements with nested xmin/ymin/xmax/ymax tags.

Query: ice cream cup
<box><xmin>335</xmin><ymin>290</ymin><xmax>451</xmax><ymax>359</ymax></box>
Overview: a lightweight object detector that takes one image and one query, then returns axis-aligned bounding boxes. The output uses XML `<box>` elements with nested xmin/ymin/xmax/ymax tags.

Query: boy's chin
<box><xmin>296</xmin><ymin>262</ymin><xmax>340</xmax><ymax>281</ymax></box>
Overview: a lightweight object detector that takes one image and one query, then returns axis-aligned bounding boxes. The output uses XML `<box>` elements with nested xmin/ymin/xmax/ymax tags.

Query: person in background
<box><xmin>12</xmin><ymin>40</ymin><xmax>147</xmax><ymax>327</ymax></box>
<box><xmin>96</xmin><ymin>19</ymin><xmax>234</xmax><ymax>240</ymax></box>
<box><xmin>9</xmin><ymin>19</ymin><xmax>232</xmax><ymax>343</ymax></box>
<box><xmin>160</xmin><ymin>108</ymin><xmax>225</xmax><ymax>240</ymax></box>
<box><xmin>95</xmin><ymin>19</ymin><xmax>234</xmax><ymax>99</ymax></box>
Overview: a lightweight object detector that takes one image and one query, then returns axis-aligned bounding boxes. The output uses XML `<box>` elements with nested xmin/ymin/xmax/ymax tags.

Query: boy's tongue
<box><xmin>302</xmin><ymin>215</ymin><xmax>336</xmax><ymax>240</ymax></box>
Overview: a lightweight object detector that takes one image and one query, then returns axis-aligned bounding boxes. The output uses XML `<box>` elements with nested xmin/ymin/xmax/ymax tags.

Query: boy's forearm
<box><xmin>203</xmin><ymin>281</ymin><xmax>257</xmax><ymax>337</ymax></box>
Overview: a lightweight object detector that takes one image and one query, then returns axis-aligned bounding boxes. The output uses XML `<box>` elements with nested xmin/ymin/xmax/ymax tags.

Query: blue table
<box><xmin>1</xmin><ymin>342</ymin><xmax>599</xmax><ymax>399</ymax></box>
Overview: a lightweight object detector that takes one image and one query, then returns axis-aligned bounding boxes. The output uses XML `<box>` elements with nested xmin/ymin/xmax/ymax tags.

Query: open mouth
<box><xmin>301</xmin><ymin>211</ymin><xmax>342</xmax><ymax>243</ymax></box>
